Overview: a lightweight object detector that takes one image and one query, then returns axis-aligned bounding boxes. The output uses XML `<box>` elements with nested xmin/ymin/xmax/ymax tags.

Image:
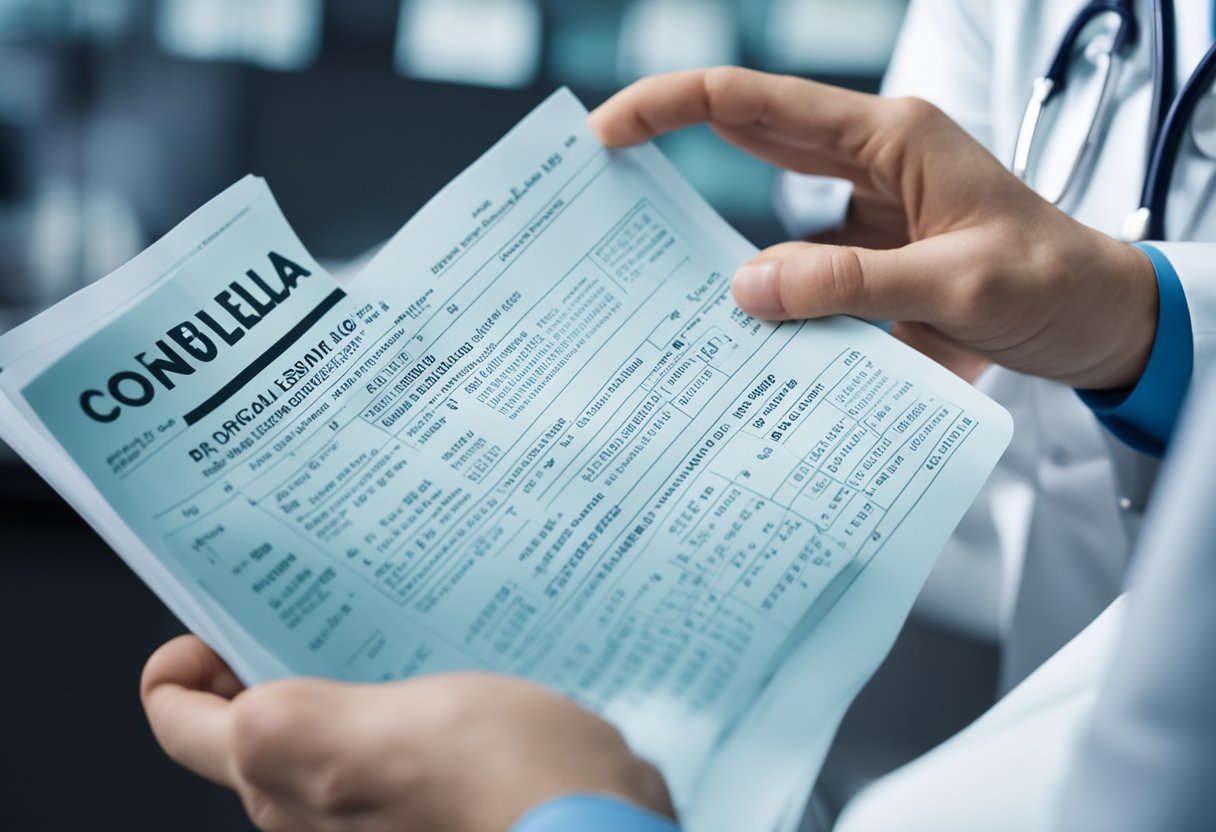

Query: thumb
<box><xmin>731</xmin><ymin>240</ymin><xmax>954</xmax><ymax>322</ymax></box>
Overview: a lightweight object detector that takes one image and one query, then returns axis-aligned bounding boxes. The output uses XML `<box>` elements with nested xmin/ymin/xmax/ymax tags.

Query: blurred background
<box><xmin>0</xmin><ymin>2</ymin><xmax>999</xmax><ymax>830</ymax></box>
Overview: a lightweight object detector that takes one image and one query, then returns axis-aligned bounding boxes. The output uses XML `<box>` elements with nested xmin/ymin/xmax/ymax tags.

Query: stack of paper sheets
<box><xmin>0</xmin><ymin>90</ymin><xmax>1011</xmax><ymax>831</ymax></box>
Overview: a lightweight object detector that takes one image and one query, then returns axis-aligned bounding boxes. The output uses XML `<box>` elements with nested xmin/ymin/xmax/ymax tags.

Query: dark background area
<box><xmin>0</xmin><ymin>2</ymin><xmax>1002</xmax><ymax>830</ymax></box>
<box><xmin>1</xmin><ymin>472</ymin><xmax>253</xmax><ymax>830</ymax></box>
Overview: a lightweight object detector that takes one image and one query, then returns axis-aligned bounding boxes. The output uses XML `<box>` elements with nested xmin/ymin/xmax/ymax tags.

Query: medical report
<box><xmin>0</xmin><ymin>90</ymin><xmax>1011</xmax><ymax>829</ymax></box>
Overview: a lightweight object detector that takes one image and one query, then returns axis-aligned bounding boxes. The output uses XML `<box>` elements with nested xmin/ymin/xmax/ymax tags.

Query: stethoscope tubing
<box><xmin>1044</xmin><ymin>0</ymin><xmax>1138</xmax><ymax>90</ymax></box>
<box><xmin>1012</xmin><ymin>2</ymin><xmax>1138</xmax><ymax>205</ymax></box>
<box><xmin>1148</xmin><ymin>0</ymin><xmax>1177</xmax><ymax>138</ymax></box>
<box><xmin>1140</xmin><ymin>39</ymin><xmax>1216</xmax><ymax>239</ymax></box>
<box><xmin>1014</xmin><ymin>0</ymin><xmax>1216</xmax><ymax>241</ymax></box>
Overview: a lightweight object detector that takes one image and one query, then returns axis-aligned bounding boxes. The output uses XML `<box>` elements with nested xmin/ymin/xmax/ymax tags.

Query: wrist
<box><xmin>1076</xmin><ymin>241</ymin><xmax>1194</xmax><ymax>455</ymax></box>
<box><xmin>1073</xmin><ymin>232</ymin><xmax>1159</xmax><ymax>391</ymax></box>
<box><xmin>1103</xmin><ymin>240</ymin><xmax>1159</xmax><ymax>390</ymax></box>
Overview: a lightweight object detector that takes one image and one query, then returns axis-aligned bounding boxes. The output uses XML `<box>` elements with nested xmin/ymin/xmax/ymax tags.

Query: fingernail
<box><xmin>732</xmin><ymin>261</ymin><xmax>784</xmax><ymax>318</ymax></box>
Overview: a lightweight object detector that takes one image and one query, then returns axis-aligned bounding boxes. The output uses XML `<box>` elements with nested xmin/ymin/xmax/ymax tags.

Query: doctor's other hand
<box><xmin>140</xmin><ymin>635</ymin><xmax>674</xmax><ymax>832</ymax></box>
<box><xmin>589</xmin><ymin>67</ymin><xmax>1158</xmax><ymax>392</ymax></box>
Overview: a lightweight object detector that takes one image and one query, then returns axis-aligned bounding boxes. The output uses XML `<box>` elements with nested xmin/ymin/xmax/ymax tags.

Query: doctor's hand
<box><xmin>589</xmin><ymin>67</ymin><xmax>1159</xmax><ymax>392</ymax></box>
<box><xmin>140</xmin><ymin>635</ymin><xmax>674</xmax><ymax>832</ymax></box>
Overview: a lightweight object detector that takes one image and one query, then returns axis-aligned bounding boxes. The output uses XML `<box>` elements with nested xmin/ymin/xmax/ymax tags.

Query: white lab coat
<box><xmin>775</xmin><ymin>0</ymin><xmax>1216</xmax><ymax>828</ymax></box>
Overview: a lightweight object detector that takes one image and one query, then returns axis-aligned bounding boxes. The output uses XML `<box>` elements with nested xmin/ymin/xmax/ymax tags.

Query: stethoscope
<box><xmin>1012</xmin><ymin>0</ymin><xmax>1216</xmax><ymax>241</ymax></box>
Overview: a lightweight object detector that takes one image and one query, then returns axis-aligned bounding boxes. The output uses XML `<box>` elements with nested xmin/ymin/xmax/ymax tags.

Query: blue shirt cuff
<box><xmin>1077</xmin><ymin>243</ymin><xmax>1193</xmax><ymax>457</ymax></box>
<box><xmin>511</xmin><ymin>795</ymin><xmax>680</xmax><ymax>832</ymax></box>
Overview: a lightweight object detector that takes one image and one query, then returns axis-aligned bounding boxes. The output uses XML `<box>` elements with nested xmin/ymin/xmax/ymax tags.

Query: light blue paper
<box><xmin>1</xmin><ymin>89</ymin><xmax>1011</xmax><ymax>829</ymax></box>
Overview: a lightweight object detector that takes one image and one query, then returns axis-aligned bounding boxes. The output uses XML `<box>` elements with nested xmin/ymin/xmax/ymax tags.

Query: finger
<box><xmin>141</xmin><ymin>635</ymin><xmax>244</xmax><ymax>702</ymax></box>
<box><xmin>141</xmin><ymin>636</ymin><xmax>243</xmax><ymax>787</ymax></box>
<box><xmin>709</xmin><ymin>122</ymin><xmax>870</xmax><ymax>184</ymax></box>
<box><xmin>747</xmin><ymin>241</ymin><xmax>808</xmax><ymax>264</ymax></box>
<box><xmin>588</xmin><ymin>66</ymin><xmax>874</xmax><ymax>152</ymax></box>
<box><xmin>730</xmin><ymin>239</ymin><xmax>958</xmax><ymax>322</ymax></box>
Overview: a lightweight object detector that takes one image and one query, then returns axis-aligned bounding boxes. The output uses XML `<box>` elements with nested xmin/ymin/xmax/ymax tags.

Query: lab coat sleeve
<box><xmin>1147</xmin><ymin>241</ymin><xmax>1216</xmax><ymax>378</ymax></box>
<box><xmin>510</xmin><ymin>795</ymin><xmax>680</xmax><ymax>832</ymax></box>
<box><xmin>880</xmin><ymin>0</ymin><xmax>995</xmax><ymax>147</ymax></box>
<box><xmin>1056</xmin><ymin>367</ymin><xmax>1216</xmax><ymax>831</ymax></box>
<box><xmin>1076</xmin><ymin>244</ymin><xmax>1194</xmax><ymax>456</ymax></box>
